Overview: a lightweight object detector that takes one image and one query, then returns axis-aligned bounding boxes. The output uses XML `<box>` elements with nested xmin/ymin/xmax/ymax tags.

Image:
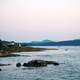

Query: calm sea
<box><xmin>0</xmin><ymin>46</ymin><xmax>80</xmax><ymax>80</ymax></box>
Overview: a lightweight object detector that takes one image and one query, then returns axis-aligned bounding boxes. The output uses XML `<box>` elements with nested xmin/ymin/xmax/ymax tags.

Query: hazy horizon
<box><xmin>0</xmin><ymin>0</ymin><xmax>80</xmax><ymax>42</ymax></box>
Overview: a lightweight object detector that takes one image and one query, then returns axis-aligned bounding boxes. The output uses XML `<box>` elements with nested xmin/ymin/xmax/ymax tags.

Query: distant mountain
<box><xmin>28</xmin><ymin>39</ymin><xmax>80</xmax><ymax>46</ymax></box>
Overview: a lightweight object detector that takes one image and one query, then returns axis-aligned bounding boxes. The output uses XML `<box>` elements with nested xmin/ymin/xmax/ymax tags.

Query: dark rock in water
<box><xmin>0</xmin><ymin>63</ymin><xmax>11</xmax><ymax>66</ymax></box>
<box><xmin>8</xmin><ymin>54</ymin><xmax>21</xmax><ymax>57</ymax></box>
<box><xmin>45</xmin><ymin>61</ymin><xmax>59</xmax><ymax>65</ymax></box>
<box><xmin>16</xmin><ymin>63</ymin><xmax>21</xmax><ymax>67</ymax></box>
<box><xmin>29</xmin><ymin>60</ymin><xmax>47</xmax><ymax>67</ymax></box>
<box><xmin>0</xmin><ymin>53</ymin><xmax>21</xmax><ymax>57</ymax></box>
<box><xmin>0</xmin><ymin>68</ymin><xmax>2</xmax><ymax>71</ymax></box>
<box><xmin>23</xmin><ymin>60</ymin><xmax>59</xmax><ymax>67</ymax></box>
<box><xmin>23</xmin><ymin>63</ymin><xmax>29</xmax><ymax>67</ymax></box>
<box><xmin>53</xmin><ymin>62</ymin><xmax>59</xmax><ymax>65</ymax></box>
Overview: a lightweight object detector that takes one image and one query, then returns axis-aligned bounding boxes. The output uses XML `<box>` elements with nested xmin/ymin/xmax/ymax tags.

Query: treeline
<box><xmin>0</xmin><ymin>40</ymin><xmax>21</xmax><ymax>48</ymax></box>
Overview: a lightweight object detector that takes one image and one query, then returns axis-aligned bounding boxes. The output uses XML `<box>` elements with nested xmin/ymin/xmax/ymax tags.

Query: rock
<box><xmin>0</xmin><ymin>63</ymin><xmax>11</xmax><ymax>66</ymax></box>
<box><xmin>45</xmin><ymin>61</ymin><xmax>59</xmax><ymax>65</ymax></box>
<box><xmin>23</xmin><ymin>60</ymin><xmax>47</xmax><ymax>67</ymax></box>
<box><xmin>0</xmin><ymin>68</ymin><xmax>2</xmax><ymax>71</ymax></box>
<box><xmin>16</xmin><ymin>63</ymin><xmax>21</xmax><ymax>67</ymax></box>
<box><xmin>23</xmin><ymin>63</ymin><xmax>29</xmax><ymax>67</ymax></box>
<box><xmin>23</xmin><ymin>60</ymin><xmax>59</xmax><ymax>67</ymax></box>
<box><xmin>0</xmin><ymin>53</ymin><xmax>21</xmax><ymax>57</ymax></box>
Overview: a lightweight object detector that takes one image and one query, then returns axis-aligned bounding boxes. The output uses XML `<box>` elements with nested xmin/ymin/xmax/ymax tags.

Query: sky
<box><xmin>0</xmin><ymin>0</ymin><xmax>80</xmax><ymax>42</ymax></box>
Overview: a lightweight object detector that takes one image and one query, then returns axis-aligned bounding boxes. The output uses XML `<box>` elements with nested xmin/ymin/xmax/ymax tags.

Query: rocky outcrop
<box><xmin>22</xmin><ymin>60</ymin><xmax>59</xmax><ymax>67</ymax></box>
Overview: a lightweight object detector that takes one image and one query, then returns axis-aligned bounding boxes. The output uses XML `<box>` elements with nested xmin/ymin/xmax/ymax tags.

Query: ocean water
<box><xmin>0</xmin><ymin>46</ymin><xmax>80</xmax><ymax>80</ymax></box>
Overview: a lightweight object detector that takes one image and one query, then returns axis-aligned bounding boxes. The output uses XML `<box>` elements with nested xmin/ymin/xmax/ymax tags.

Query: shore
<box><xmin>0</xmin><ymin>47</ymin><xmax>58</xmax><ymax>57</ymax></box>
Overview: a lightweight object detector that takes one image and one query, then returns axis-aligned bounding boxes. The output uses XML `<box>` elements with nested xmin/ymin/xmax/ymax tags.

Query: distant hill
<box><xmin>0</xmin><ymin>39</ymin><xmax>80</xmax><ymax>47</ymax></box>
<box><xmin>28</xmin><ymin>39</ymin><xmax>80</xmax><ymax>46</ymax></box>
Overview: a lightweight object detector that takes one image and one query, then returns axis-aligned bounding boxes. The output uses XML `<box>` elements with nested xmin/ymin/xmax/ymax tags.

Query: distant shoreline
<box><xmin>0</xmin><ymin>47</ymin><xmax>58</xmax><ymax>57</ymax></box>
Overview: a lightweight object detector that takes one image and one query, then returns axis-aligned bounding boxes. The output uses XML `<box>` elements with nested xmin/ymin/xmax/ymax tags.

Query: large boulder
<box><xmin>23</xmin><ymin>60</ymin><xmax>59</xmax><ymax>67</ymax></box>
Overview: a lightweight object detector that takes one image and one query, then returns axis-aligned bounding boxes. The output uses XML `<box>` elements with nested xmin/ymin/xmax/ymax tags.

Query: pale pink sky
<box><xmin>0</xmin><ymin>0</ymin><xmax>80</xmax><ymax>41</ymax></box>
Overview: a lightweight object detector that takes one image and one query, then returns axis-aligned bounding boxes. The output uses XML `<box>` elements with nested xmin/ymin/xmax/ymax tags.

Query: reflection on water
<box><xmin>0</xmin><ymin>46</ymin><xmax>80</xmax><ymax>80</ymax></box>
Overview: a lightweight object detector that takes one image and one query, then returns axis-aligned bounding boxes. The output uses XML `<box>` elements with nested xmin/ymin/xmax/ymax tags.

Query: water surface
<box><xmin>0</xmin><ymin>46</ymin><xmax>80</xmax><ymax>80</ymax></box>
